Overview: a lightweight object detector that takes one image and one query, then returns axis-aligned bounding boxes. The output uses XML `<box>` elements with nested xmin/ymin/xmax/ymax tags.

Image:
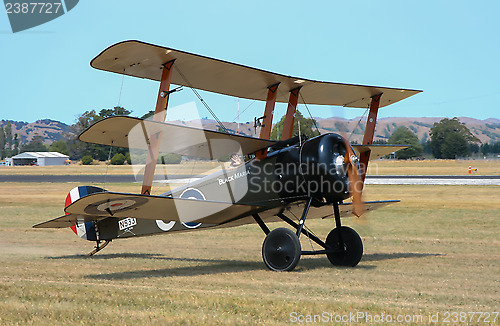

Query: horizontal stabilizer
<box><xmin>33</xmin><ymin>214</ymin><xmax>100</xmax><ymax>228</ymax></box>
<box><xmin>79</xmin><ymin>116</ymin><xmax>276</xmax><ymax>160</ymax></box>
<box><xmin>352</xmin><ymin>144</ymin><xmax>408</xmax><ymax>160</ymax></box>
<box><xmin>91</xmin><ymin>40</ymin><xmax>421</xmax><ymax>108</ymax></box>
<box><xmin>34</xmin><ymin>192</ymin><xmax>264</xmax><ymax>229</ymax></box>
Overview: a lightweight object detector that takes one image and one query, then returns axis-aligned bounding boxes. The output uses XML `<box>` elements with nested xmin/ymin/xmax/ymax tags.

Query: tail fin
<box><xmin>66</xmin><ymin>186</ymin><xmax>106</xmax><ymax>241</ymax></box>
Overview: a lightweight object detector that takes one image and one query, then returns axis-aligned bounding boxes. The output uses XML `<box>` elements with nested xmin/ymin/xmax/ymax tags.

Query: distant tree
<box><xmin>481</xmin><ymin>143</ymin><xmax>490</xmax><ymax>155</ymax></box>
<box><xmin>110</xmin><ymin>153</ymin><xmax>126</xmax><ymax>165</ymax></box>
<box><xmin>388</xmin><ymin>126</ymin><xmax>423</xmax><ymax>159</ymax></box>
<box><xmin>469</xmin><ymin>143</ymin><xmax>480</xmax><ymax>155</ymax></box>
<box><xmin>430</xmin><ymin>118</ymin><xmax>479</xmax><ymax>159</ymax></box>
<box><xmin>68</xmin><ymin>107</ymin><xmax>131</xmax><ymax>161</ymax></box>
<box><xmin>0</xmin><ymin>127</ymin><xmax>5</xmax><ymax>159</ymax></box>
<box><xmin>73</xmin><ymin>110</ymin><xmax>100</xmax><ymax>133</ymax></box>
<box><xmin>270</xmin><ymin>111</ymin><xmax>320</xmax><ymax>140</ymax></box>
<box><xmin>13</xmin><ymin>133</ymin><xmax>19</xmax><ymax>155</ymax></box>
<box><xmin>81</xmin><ymin>155</ymin><xmax>93</xmax><ymax>165</ymax></box>
<box><xmin>99</xmin><ymin>106</ymin><xmax>132</xmax><ymax>118</ymax></box>
<box><xmin>422</xmin><ymin>140</ymin><xmax>432</xmax><ymax>155</ymax></box>
<box><xmin>20</xmin><ymin>135</ymin><xmax>47</xmax><ymax>152</ymax></box>
<box><xmin>4</xmin><ymin>121</ymin><xmax>12</xmax><ymax>156</ymax></box>
<box><xmin>441</xmin><ymin>133</ymin><xmax>469</xmax><ymax>159</ymax></box>
<box><xmin>492</xmin><ymin>141</ymin><xmax>500</xmax><ymax>154</ymax></box>
<box><xmin>160</xmin><ymin>153</ymin><xmax>182</xmax><ymax>164</ymax></box>
<box><xmin>480</xmin><ymin>141</ymin><xmax>500</xmax><ymax>156</ymax></box>
<box><xmin>68</xmin><ymin>110</ymin><xmax>101</xmax><ymax>160</ymax></box>
<box><xmin>49</xmin><ymin>140</ymin><xmax>70</xmax><ymax>155</ymax></box>
<box><xmin>141</xmin><ymin>110</ymin><xmax>155</xmax><ymax>120</ymax></box>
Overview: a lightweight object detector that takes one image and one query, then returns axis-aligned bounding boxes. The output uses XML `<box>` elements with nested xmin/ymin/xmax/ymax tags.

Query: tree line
<box><xmin>1</xmin><ymin>108</ymin><xmax>499</xmax><ymax>162</ymax></box>
<box><xmin>374</xmin><ymin>117</ymin><xmax>500</xmax><ymax>159</ymax></box>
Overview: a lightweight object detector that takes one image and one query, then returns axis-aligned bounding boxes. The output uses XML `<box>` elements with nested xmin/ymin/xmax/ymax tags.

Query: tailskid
<box><xmin>87</xmin><ymin>240</ymin><xmax>111</xmax><ymax>256</ymax></box>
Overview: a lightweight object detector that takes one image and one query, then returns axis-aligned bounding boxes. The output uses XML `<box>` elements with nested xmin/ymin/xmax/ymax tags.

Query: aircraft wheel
<box><xmin>262</xmin><ymin>228</ymin><xmax>301</xmax><ymax>272</ymax></box>
<box><xmin>325</xmin><ymin>226</ymin><xmax>363</xmax><ymax>267</ymax></box>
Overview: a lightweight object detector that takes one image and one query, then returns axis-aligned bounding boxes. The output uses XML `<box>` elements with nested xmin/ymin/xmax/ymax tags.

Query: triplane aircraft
<box><xmin>35</xmin><ymin>41</ymin><xmax>421</xmax><ymax>271</ymax></box>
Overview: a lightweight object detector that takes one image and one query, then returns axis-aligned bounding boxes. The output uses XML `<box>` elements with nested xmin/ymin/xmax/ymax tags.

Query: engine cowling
<box><xmin>300</xmin><ymin>133</ymin><xmax>351</xmax><ymax>203</ymax></box>
<box><xmin>272</xmin><ymin>133</ymin><xmax>351</xmax><ymax>203</ymax></box>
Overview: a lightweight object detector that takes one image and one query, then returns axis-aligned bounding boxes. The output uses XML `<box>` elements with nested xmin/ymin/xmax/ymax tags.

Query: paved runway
<box><xmin>1</xmin><ymin>174</ymin><xmax>499</xmax><ymax>185</ymax></box>
<box><xmin>364</xmin><ymin>175</ymin><xmax>500</xmax><ymax>186</ymax></box>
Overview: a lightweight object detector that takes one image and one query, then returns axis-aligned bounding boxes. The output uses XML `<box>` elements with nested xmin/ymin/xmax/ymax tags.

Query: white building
<box><xmin>10</xmin><ymin>152</ymin><xmax>69</xmax><ymax>166</ymax></box>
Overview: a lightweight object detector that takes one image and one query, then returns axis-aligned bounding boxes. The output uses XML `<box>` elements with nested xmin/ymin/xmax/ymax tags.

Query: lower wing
<box><xmin>210</xmin><ymin>199</ymin><xmax>401</xmax><ymax>229</ymax></box>
<box><xmin>33</xmin><ymin>191</ymin><xmax>399</xmax><ymax>229</ymax></box>
<box><xmin>33</xmin><ymin>192</ymin><xmax>264</xmax><ymax>228</ymax></box>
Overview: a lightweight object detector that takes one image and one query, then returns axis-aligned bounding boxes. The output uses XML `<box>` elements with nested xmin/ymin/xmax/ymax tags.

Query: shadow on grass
<box><xmin>84</xmin><ymin>260</ymin><xmax>270</xmax><ymax>280</ymax></box>
<box><xmin>362</xmin><ymin>252</ymin><xmax>443</xmax><ymax>262</ymax></box>
<box><xmin>83</xmin><ymin>257</ymin><xmax>380</xmax><ymax>280</ymax></box>
<box><xmin>47</xmin><ymin>253</ymin><xmax>216</xmax><ymax>262</ymax></box>
<box><xmin>46</xmin><ymin>252</ymin><xmax>438</xmax><ymax>279</ymax></box>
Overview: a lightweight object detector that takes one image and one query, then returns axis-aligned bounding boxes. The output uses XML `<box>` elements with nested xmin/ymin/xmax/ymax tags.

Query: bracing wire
<box><xmin>299</xmin><ymin>93</ymin><xmax>321</xmax><ymax>135</ymax></box>
<box><xmin>117</xmin><ymin>69</ymin><xmax>125</xmax><ymax>107</ymax></box>
<box><xmin>287</xmin><ymin>207</ymin><xmax>317</xmax><ymax>251</ymax></box>
<box><xmin>103</xmin><ymin>145</ymin><xmax>113</xmax><ymax>189</ymax></box>
<box><xmin>173</xmin><ymin>65</ymin><xmax>229</xmax><ymax>133</ymax></box>
<box><xmin>348</xmin><ymin>107</ymin><xmax>370</xmax><ymax>141</ymax></box>
<box><xmin>230</xmin><ymin>99</ymin><xmax>256</xmax><ymax>123</ymax></box>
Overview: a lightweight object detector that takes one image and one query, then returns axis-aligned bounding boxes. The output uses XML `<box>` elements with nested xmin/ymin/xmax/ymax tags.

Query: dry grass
<box><xmin>366</xmin><ymin>159</ymin><xmax>500</xmax><ymax>176</ymax></box>
<box><xmin>0</xmin><ymin>180</ymin><xmax>499</xmax><ymax>325</ymax></box>
<box><xmin>0</xmin><ymin>162</ymin><xmax>220</xmax><ymax>176</ymax></box>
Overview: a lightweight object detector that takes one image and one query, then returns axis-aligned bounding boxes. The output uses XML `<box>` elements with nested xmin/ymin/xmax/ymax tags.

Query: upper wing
<box><xmin>79</xmin><ymin>116</ymin><xmax>276</xmax><ymax>160</ymax></box>
<box><xmin>33</xmin><ymin>192</ymin><xmax>265</xmax><ymax>228</ymax></box>
<box><xmin>352</xmin><ymin>144</ymin><xmax>409</xmax><ymax>160</ymax></box>
<box><xmin>91</xmin><ymin>40</ymin><xmax>421</xmax><ymax>108</ymax></box>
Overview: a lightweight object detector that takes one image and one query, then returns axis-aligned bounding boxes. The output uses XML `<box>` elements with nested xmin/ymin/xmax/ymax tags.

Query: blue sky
<box><xmin>1</xmin><ymin>0</ymin><xmax>499</xmax><ymax>126</ymax></box>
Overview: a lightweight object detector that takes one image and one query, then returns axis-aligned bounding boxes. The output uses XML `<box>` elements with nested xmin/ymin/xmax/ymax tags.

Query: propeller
<box><xmin>343</xmin><ymin>138</ymin><xmax>366</xmax><ymax>218</ymax></box>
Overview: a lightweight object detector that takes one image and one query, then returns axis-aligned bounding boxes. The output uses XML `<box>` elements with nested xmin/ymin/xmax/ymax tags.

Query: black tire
<box><xmin>262</xmin><ymin>228</ymin><xmax>301</xmax><ymax>272</ymax></box>
<box><xmin>325</xmin><ymin>226</ymin><xmax>363</xmax><ymax>267</ymax></box>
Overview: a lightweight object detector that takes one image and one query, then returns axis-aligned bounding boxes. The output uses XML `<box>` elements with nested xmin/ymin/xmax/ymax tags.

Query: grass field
<box><xmin>0</xmin><ymin>176</ymin><xmax>499</xmax><ymax>325</ymax></box>
<box><xmin>1</xmin><ymin>158</ymin><xmax>499</xmax><ymax>176</ymax></box>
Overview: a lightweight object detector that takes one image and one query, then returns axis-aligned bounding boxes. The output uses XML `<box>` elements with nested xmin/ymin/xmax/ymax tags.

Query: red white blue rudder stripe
<box><xmin>66</xmin><ymin>186</ymin><xmax>105</xmax><ymax>241</ymax></box>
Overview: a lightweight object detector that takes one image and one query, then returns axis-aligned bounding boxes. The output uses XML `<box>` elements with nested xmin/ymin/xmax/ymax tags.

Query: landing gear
<box><xmin>325</xmin><ymin>226</ymin><xmax>363</xmax><ymax>266</ymax></box>
<box><xmin>255</xmin><ymin>198</ymin><xmax>364</xmax><ymax>271</ymax></box>
<box><xmin>262</xmin><ymin>228</ymin><xmax>301</xmax><ymax>272</ymax></box>
<box><xmin>325</xmin><ymin>201</ymin><xmax>363</xmax><ymax>267</ymax></box>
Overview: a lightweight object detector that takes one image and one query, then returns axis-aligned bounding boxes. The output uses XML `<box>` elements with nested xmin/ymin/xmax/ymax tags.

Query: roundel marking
<box><xmin>179</xmin><ymin>188</ymin><xmax>204</xmax><ymax>228</ymax></box>
<box><xmin>97</xmin><ymin>199</ymin><xmax>136</xmax><ymax>213</ymax></box>
<box><xmin>156</xmin><ymin>220</ymin><xmax>175</xmax><ymax>231</ymax></box>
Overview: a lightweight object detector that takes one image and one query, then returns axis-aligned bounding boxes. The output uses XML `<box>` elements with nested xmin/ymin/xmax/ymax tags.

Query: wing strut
<box><xmin>141</xmin><ymin>60</ymin><xmax>175</xmax><ymax>195</ymax></box>
<box><xmin>358</xmin><ymin>94</ymin><xmax>382</xmax><ymax>185</ymax></box>
<box><xmin>280</xmin><ymin>87</ymin><xmax>301</xmax><ymax>140</ymax></box>
<box><xmin>256</xmin><ymin>83</ymin><xmax>280</xmax><ymax>159</ymax></box>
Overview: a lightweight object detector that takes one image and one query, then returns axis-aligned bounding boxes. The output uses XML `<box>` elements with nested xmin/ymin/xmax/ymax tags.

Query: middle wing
<box><xmin>33</xmin><ymin>192</ymin><xmax>265</xmax><ymax>228</ymax></box>
<box><xmin>352</xmin><ymin>144</ymin><xmax>408</xmax><ymax>160</ymax></box>
<box><xmin>79</xmin><ymin>116</ymin><xmax>276</xmax><ymax>160</ymax></box>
